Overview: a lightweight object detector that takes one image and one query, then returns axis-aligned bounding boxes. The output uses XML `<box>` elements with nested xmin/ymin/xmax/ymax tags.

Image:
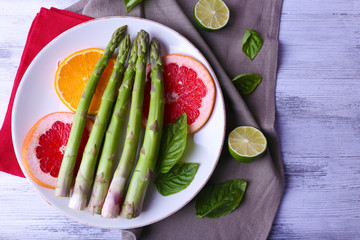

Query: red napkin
<box><xmin>0</xmin><ymin>8</ymin><xmax>92</xmax><ymax>178</ymax></box>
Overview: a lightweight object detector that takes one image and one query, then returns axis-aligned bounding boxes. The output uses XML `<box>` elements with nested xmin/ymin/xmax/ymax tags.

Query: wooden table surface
<box><xmin>1</xmin><ymin>0</ymin><xmax>359</xmax><ymax>239</ymax></box>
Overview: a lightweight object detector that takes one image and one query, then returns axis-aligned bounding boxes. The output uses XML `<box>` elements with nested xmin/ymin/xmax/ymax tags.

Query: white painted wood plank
<box><xmin>269</xmin><ymin>0</ymin><xmax>360</xmax><ymax>238</ymax></box>
<box><xmin>0</xmin><ymin>175</ymin><xmax>125</xmax><ymax>239</ymax></box>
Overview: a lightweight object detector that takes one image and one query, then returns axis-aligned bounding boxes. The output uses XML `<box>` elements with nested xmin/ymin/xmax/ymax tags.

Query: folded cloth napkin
<box><xmin>0</xmin><ymin>8</ymin><xmax>92</xmax><ymax>177</ymax></box>
<box><xmin>67</xmin><ymin>1</ymin><xmax>285</xmax><ymax>240</ymax></box>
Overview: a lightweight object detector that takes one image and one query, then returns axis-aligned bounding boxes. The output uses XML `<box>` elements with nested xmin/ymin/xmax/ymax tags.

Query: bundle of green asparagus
<box><xmin>121</xmin><ymin>38</ymin><xmax>165</xmax><ymax>218</ymax></box>
<box><xmin>101</xmin><ymin>30</ymin><xmax>150</xmax><ymax>218</ymax></box>
<box><xmin>55</xmin><ymin>25</ymin><xmax>127</xmax><ymax>197</ymax></box>
<box><xmin>68</xmin><ymin>34</ymin><xmax>131</xmax><ymax>210</ymax></box>
<box><xmin>87</xmin><ymin>32</ymin><xmax>141</xmax><ymax>216</ymax></box>
<box><xmin>56</xmin><ymin>26</ymin><xmax>169</xmax><ymax>218</ymax></box>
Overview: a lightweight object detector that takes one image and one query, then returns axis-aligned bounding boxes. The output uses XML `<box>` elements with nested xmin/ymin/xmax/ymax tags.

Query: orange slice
<box><xmin>55</xmin><ymin>48</ymin><xmax>115</xmax><ymax>115</ymax></box>
<box><xmin>21</xmin><ymin>112</ymin><xmax>93</xmax><ymax>189</ymax></box>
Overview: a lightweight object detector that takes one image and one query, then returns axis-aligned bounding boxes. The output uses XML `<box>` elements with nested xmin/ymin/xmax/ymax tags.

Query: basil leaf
<box><xmin>195</xmin><ymin>179</ymin><xmax>247</xmax><ymax>218</ymax></box>
<box><xmin>232</xmin><ymin>73</ymin><xmax>262</xmax><ymax>95</ymax></box>
<box><xmin>155</xmin><ymin>163</ymin><xmax>199</xmax><ymax>196</ymax></box>
<box><xmin>157</xmin><ymin>113</ymin><xmax>187</xmax><ymax>173</ymax></box>
<box><xmin>124</xmin><ymin>0</ymin><xmax>143</xmax><ymax>13</ymax></box>
<box><xmin>242</xmin><ymin>29</ymin><xmax>263</xmax><ymax>60</ymax></box>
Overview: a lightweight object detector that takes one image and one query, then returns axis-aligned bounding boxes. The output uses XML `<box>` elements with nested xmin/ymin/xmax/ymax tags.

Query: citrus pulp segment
<box><xmin>194</xmin><ymin>0</ymin><xmax>230</xmax><ymax>31</ymax></box>
<box><xmin>143</xmin><ymin>54</ymin><xmax>216</xmax><ymax>134</ymax></box>
<box><xmin>21</xmin><ymin>112</ymin><xmax>93</xmax><ymax>189</ymax></box>
<box><xmin>228</xmin><ymin>126</ymin><xmax>267</xmax><ymax>163</ymax></box>
<box><xmin>54</xmin><ymin>48</ymin><xmax>115</xmax><ymax>115</ymax></box>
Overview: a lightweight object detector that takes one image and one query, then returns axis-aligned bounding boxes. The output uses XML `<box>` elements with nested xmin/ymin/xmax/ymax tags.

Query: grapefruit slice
<box><xmin>143</xmin><ymin>54</ymin><xmax>216</xmax><ymax>134</ymax></box>
<box><xmin>21</xmin><ymin>112</ymin><xmax>93</xmax><ymax>189</ymax></box>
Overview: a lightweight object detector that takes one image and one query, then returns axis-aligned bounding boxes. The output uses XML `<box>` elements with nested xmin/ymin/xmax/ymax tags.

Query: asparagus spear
<box><xmin>101</xmin><ymin>30</ymin><xmax>149</xmax><ymax>218</ymax></box>
<box><xmin>68</xmin><ymin>34</ymin><xmax>130</xmax><ymax>210</ymax></box>
<box><xmin>55</xmin><ymin>25</ymin><xmax>127</xmax><ymax>197</ymax></box>
<box><xmin>121</xmin><ymin>38</ymin><xmax>165</xmax><ymax>219</ymax></box>
<box><xmin>86</xmin><ymin>33</ymin><xmax>139</xmax><ymax>215</ymax></box>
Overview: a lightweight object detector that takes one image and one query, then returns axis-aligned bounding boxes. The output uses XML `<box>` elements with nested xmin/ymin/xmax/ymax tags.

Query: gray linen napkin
<box><xmin>66</xmin><ymin>0</ymin><xmax>284</xmax><ymax>239</ymax></box>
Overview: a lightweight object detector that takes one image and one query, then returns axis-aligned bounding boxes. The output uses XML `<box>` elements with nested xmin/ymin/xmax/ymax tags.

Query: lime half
<box><xmin>194</xmin><ymin>0</ymin><xmax>230</xmax><ymax>31</ymax></box>
<box><xmin>228</xmin><ymin>126</ymin><xmax>267</xmax><ymax>163</ymax></box>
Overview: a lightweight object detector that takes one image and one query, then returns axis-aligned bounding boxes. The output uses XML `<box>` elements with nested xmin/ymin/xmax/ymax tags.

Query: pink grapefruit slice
<box><xmin>21</xmin><ymin>112</ymin><xmax>93</xmax><ymax>189</ymax></box>
<box><xmin>143</xmin><ymin>54</ymin><xmax>216</xmax><ymax>134</ymax></box>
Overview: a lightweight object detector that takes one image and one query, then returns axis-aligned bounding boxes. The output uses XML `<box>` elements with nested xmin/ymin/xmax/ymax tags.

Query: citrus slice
<box><xmin>228</xmin><ymin>126</ymin><xmax>267</xmax><ymax>163</ymax></box>
<box><xmin>21</xmin><ymin>112</ymin><xmax>93</xmax><ymax>189</ymax></box>
<box><xmin>194</xmin><ymin>0</ymin><xmax>230</xmax><ymax>31</ymax></box>
<box><xmin>143</xmin><ymin>54</ymin><xmax>216</xmax><ymax>135</ymax></box>
<box><xmin>55</xmin><ymin>48</ymin><xmax>115</xmax><ymax>115</ymax></box>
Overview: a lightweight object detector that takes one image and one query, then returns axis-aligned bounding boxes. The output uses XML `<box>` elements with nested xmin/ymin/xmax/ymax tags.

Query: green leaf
<box><xmin>157</xmin><ymin>113</ymin><xmax>187</xmax><ymax>173</ymax></box>
<box><xmin>124</xmin><ymin>0</ymin><xmax>143</xmax><ymax>13</ymax></box>
<box><xmin>195</xmin><ymin>179</ymin><xmax>247</xmax><ymax>218</ymax></box>
<box><xmin>232</xmin><ymin>73</ymin><xmax>262</xmax><ymax>95</ymax></box>
<box><xmin>155</xmin><ymin>163</ymin><xmax>199</xmax><ymax>196</ymax></box>
<box><xmin>242</xmin><ymin>29</ymin><xmax>263</xmax><ymax>60</ymax></box>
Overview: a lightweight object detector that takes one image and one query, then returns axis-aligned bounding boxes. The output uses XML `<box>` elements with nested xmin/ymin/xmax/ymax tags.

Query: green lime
<box><xmin>193</xmin><ymin>0</ymin><xmax>230</xmax><ymax>31</ymax></box>
<box><xmin>228</xmin><ymin>126</ymin><xmax>267</xmax><ymax>163</ymax></box>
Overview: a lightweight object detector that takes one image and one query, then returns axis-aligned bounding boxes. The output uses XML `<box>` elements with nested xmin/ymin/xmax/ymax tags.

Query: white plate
<box><xmin>12</xmin><ymin>17</ymin><xmax>226</xmax><ymax>229</ymax></box>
